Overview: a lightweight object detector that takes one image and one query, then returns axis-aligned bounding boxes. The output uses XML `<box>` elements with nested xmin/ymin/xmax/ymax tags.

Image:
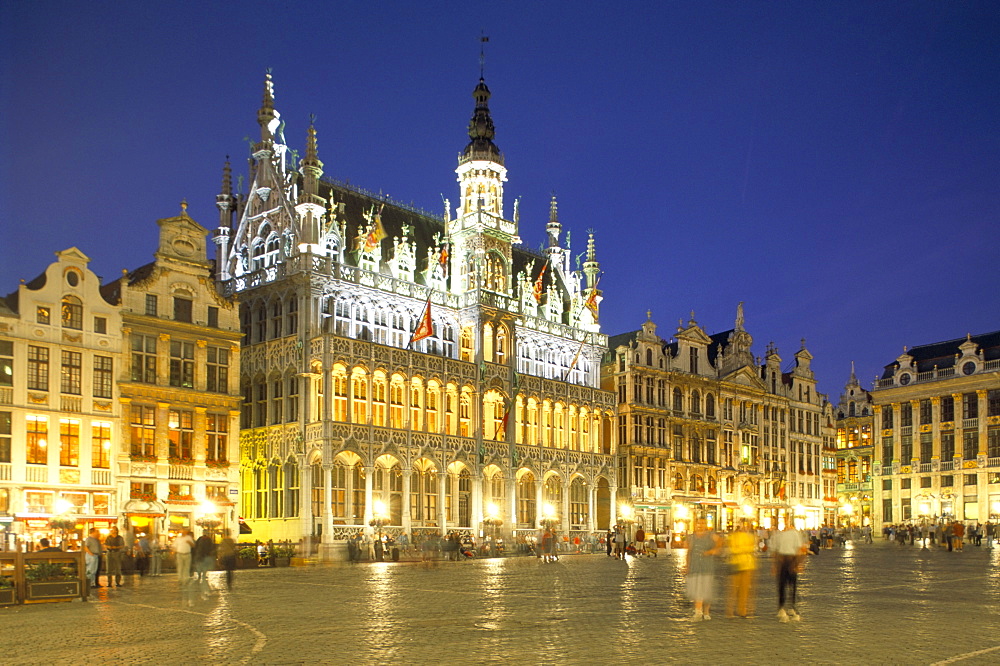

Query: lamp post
<box><xmin>483</xmin><ymin>502</ymin><xmax>503</xmax><ymax>558</ymax></box>
<box><xmin>618</xmin><ymin>503</ymin><xmax>635</xmax><ymax>555</ymax></box>
<box><xmin>369</xmin><ymin>500</ymin><xmax>388</xmax><ymax>561</ymax></box>
<box><xmin>196</xmin><ymin>500</ymin><xmax>221</xmax><ymax>537</ymax></box>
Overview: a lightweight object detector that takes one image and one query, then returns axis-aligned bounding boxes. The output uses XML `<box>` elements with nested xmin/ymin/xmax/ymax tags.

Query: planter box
<box><xmin>0</xmin><ymin>587</ymin><xmax>15</xmax><ymax>605</ymax></box>
<box><xmin>273</xmin><ymin>557</ymin><xmax>291</xmax><ymax>567</ymax></box>
<box><xmin>26</xmin><ymin>580</ymin><xmax>81</xmax><ymax>602</ymax></box>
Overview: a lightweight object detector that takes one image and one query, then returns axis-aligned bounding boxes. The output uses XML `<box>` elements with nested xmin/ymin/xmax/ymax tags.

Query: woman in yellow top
<box><xmin>726</xmin><ymin>520</ymin><xmax>758</xmax><ymax>618</ymax></box>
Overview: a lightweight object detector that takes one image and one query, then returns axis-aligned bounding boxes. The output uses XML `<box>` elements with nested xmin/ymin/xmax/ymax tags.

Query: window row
<box><xmin>129</xmin><ymin>405</ymin><xmax>229</xmax><ymax>462</ymax></box>
<box><xmin>17</xmin><ymin>414</ymin><xmax>113</xmax><ymax>467</ymax></box>
<box><xmin>880</xmin><ymin>428</ymin><xmax>1000</xmax><ymax>462</ymax></box>
<box><xmin>130</xmin><ymin>335</ymin><xmax>230</xmax><ymax>391</ymax></box>
<box><xmin>881</xmin><ymin>392</ymin><xmax>1000</xmax><ymax>429</ymax></box>
<box><xmin>14</xmin><ymin>345</ymin><xmax>114</xmax><ymax>396</ymax></box>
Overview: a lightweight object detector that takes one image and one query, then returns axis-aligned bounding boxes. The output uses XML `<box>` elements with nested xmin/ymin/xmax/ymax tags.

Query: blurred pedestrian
<box><xmin>771</xmin><ymin>517</ymin><xmax>807</xmax><ymax>622</ymax></box>
<box><xmin>149</xmin><ymin>535</ymin><xmax>163</xmax><ymax>576</ymax></box>
<box><xmin>84</xmin><ymin>528</ymin><xmax>103</xmax><ymax>588</ymax></box>
<box><xmin>685</xmin><ymin>518</ymin><xmax>722</xmax><ymax>621</ymax></box>
<box><xmin>726</xmin><ymin>520</ymin><xmax>757</xmax><ymax>618</ymax></box>
<box><xmin>135</xmin><ymin>533</ymin><xmax>151</xmax><ymax>576</ymax></box>
<box><xmin>104</xmin><ymin>526</ymin><xmax>126</xmax><ymax>587</ymax></box>
<box><xmin>218</xmin><ymin>536</ymin><xmax>237</xmax><ymax>590</ymax></box>
<box><xmin>173</xmin><ymin>530</ymin><xmax>195</xmax><ymax>584</ymax></box>
<box><xmin>193</xmin><ymin>530</ymin><xmax>216</xmax><ymax>583</ymax></box>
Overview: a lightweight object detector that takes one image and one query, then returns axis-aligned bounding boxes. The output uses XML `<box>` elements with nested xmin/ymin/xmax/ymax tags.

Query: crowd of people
<box><xmin>881</xmin><ymin>520</ymin><xmax>996</xmax><ymax>550</ymax></box>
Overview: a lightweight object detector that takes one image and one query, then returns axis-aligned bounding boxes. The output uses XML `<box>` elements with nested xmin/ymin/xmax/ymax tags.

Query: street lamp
<box><xmin>369</xmin><ymin>500</ymin><xmax>389</xmax><ymax>561</ymax></box>
<box><xmin>483</xmin><ymin>502</ymin><xmax>503</xmax><ymax>557</ymax></box>
<box><xmin>196</xmin><ymin>499</ymin><xmax>221</xmax><ymax>536</ymax></box>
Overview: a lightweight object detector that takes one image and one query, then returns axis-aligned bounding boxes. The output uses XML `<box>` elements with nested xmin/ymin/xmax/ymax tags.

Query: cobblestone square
<box><xmin>4</xmin><ymin>541</ymin><xmax>1000</xmax><ymax>664</ymax></box>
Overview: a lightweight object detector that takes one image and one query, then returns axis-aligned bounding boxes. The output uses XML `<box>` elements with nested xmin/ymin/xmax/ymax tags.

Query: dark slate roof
<box><xmin>707</xmin><ymin>329</ymin><xmax>733</xmax><ymax>367</ymax></box>
<box><xmin>100</xmin><ymin>261</ymin><xmax>156</xmax><ymax>306</ymax></box>
<box><xmin>880</xmin><ymin>330</ymin><xmax>1000</xmax><ymax>378</ymax></box>
<box><xmin>318</xmin><ymin>178</ymin><xmax>546</xmax><ymax>288</ymax></box>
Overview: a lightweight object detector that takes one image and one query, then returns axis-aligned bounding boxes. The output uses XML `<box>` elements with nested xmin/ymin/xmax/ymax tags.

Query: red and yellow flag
<box><xmin>410</xmin><ymin>298</ymin><xmax>433</xmax><ymax>345</ymax></box>
<box><xmin>533</xmin><ymin>260</ymin><xmax>548</xmax><ymax>303</ymax></box>
<box><xmin>363</xmin><ymin>206</ymin><xmax>386</xmax><ymax>253</ymax></box>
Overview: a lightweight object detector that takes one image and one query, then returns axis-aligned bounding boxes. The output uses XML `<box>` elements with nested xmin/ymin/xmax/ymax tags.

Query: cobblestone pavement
<box><xmin>5</xmin><ymin>540</ymin><xmax>1000</xmax><ymax>664</ymax></box>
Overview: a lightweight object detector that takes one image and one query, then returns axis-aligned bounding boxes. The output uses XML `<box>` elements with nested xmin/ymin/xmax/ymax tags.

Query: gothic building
<box><xmin>216</xmin><ymin>73</ymin><xmax>616</xmax><ymax>554</ymax></box>
<box><xmin>871</xmin><ymin>331</ymin><xmax>1000</xmax><ymax>527</ymax></box>
<box><xmin>833</xmin><ymin>363</ymin><xmax>874</xmax><ymax>526</ymax></box>
<box><xmin>603</xmin><ymin>306</ymin><xmax>834</xmax><ymax>536</ymax></box>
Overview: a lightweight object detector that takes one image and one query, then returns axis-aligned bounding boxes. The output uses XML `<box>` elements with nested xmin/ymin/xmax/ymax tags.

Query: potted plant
<box><xmin>0</xmin><ymin>576</ymin><xmax>15</xmax><ymax>605</ymax></box>
<box><xmin>24</xmin><ymin>559</ymin><xmax>81</xmax><ymax>601</ymax></box>
<box><xmin>237</xmin><ymin>545</ymin><xmax>258</xmax><ymax>568</ymax></box>
<box><xmin>271</xmin><ymin>544</ymin><xmax>295</xmax><ymax>567</ymax></box>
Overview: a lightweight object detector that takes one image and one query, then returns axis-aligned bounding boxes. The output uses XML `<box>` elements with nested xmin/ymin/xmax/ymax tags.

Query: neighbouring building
<box><xmin>0</xmin><ymin>215</ymin><xmax>241</xmax><ymax>550</ymax></box>
<box><xmin>833</xmin><ymin>363</ymin><xmax>874</xmax><ymax>527</ymax></box>
<box><xmin>871</xmin><ymin>331</ymin><xmax>1000</xmax><ymax>528</ymax></box>
<box><xmin>215</xmin><ymin>73</ymin><xmax>616</xmax><ymax>556</ymax></box>
<box><xmin>0</xmin><ymin>248</ymin><xmax>122</xmax><ymax>549</ymax></box>
<box><xmin>603</xmin><ymin>306</ymin><xmax>835</xmax><ymax>538</ymax></box>
<box><xmin>105</xmin><ymin>206</ymin><xmax>243</xmax><ymax>540</ymax></box>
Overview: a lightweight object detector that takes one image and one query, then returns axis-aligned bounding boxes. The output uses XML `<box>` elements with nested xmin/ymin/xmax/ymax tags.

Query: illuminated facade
<box><xmin>604</xmin><ymin>307</ymin><xmax>834</xmax><ymax>535</ymax></box>
<box><xmin>216</xmin><ymin>74</ymin><xmax>616</xmax><ymax>555</ymax></box>
<box><xmin>833</xmin><ymin>364</ymin><xmax>874</xmax><ymax>526</ymax></box>
<box><xmin>871</xmin><ymin>331</ymin><xmax>1000</xmax><ymax>527</ymax></box>
<box><xmin>0</xmin><ymin>249</ymin><xmax>122</xmax><ymax>547</ymax></box>
<box><xmin>106</xmin><ymin>208</ymin><xmax>243</xmax><ymax>538</ymax></box>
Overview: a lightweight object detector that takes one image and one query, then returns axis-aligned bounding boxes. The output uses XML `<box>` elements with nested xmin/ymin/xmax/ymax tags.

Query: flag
<box><xmin>437</xmin><ymin>244</ymin><xmax>449</xmax><ymax>278</ymax></box>
<box><xmin>562</xmin><ymin>336</ymin><xmax>588</xmax><ymax>382</ymax></box>
<box><xmin>584</xmin><ymin>289</ymin><xmax>599</xmax><ymax>321</ymax></box>
<box><xmin>409</xmin><ymin>298</ymin><xmax>433</xmax><ymax>345</ymax></box>
<box><xmin>533</xmin><ymin>260</ymin><xmax>548</xmax><ymax>303</ymax></box>
<box><xmin>777</xmin><ymin>478</ymin><xmax>786</xmax><ymax>500</ymax></box>
<box><xmin>363</xmin><ymin>205</ymin><xmax>386</xmax><ymax>253</ymax></box>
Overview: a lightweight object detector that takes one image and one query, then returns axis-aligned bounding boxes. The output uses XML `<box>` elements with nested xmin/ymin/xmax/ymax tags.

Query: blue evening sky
<box><xmin>2</xmin><ymin>1</ymin><xmax>998</xmax><ymax>398</ymax></box>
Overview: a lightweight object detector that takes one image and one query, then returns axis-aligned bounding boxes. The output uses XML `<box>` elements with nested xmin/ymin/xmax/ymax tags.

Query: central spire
<box><xmin>460</xmin><ymin>77</ymin><xmax>503</xmax><ymax>166</ymax></box>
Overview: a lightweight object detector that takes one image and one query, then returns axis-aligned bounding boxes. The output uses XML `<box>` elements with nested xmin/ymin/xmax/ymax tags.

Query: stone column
<box><xmin>561</xmin><ymin>476</ymin><xmax>571</xmax><ymax>534</ymax></box>
<box><xmin>506</xmin><ymin>472</ymin><xmax>517</xmax><ymax>540</ymax></box>
<box><xmin>299</xmin><ymin>455</ymin><xmax>312</xmax><ymax>540</ymax></box>
<box><xmin>437</xmin><ymin>471</ymin><xmax>448</xmax><ymax>535</ymax></box>
<box><xmin>953</xmin><ymin>393</ymin><xmax>964</xmax><ymax>463</ymax></box>
<box><xmin>977</xmin><ymin>390</ymin><xmax>989</xmax><ymax>455</ymax></box>
<box><xmin>587</xmin><ymin>481</ymin><xmax>596</xmax><ymax>533</ymax></box>
<box><xmin>364</xmin><ymin>465</ymin><xmax>375</xmax><ymax>527</ymax></box>
<box><xmin>401</xmin><ymin>465</ymin><xmax>412</xmax><ymax>534</ymax></box>
<box><xmin>471</xmin><ymin>471</ymin><xmax>484</xmax><ymax>535</ymax></box>
<box><xmin>323</xmin><ymin>464</ymin><xmax>334</xmax><ymax>542</ymax></box>
<box><xmin>930</xmin><ymin>397</ymin><xmax>941</xmax><ymax>461</ymax></box>
<box><xmin>609</xmin><ymin>483</ymin><xmax>619</xmax><ymax>527</ymax></box>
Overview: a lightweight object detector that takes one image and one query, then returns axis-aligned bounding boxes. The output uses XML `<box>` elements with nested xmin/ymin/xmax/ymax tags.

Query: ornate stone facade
<box><xmin>216</xmin><ymin>74</ymin><xmax>616</xmax><ymax>554</ymax></box>
<box><xmin>603</xmin><ymin>307</ymin><xmax>834</xmax><ymax>538</ymax></box>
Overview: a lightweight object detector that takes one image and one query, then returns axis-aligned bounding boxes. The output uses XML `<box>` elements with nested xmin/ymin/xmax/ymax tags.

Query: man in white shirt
<box><xmin>172</xmin><ymin>530</ymin><xmax>195</xmax><ymax>584</ymax></box>
<box><xmin>771</xmin><ymin>517</ymin><xmax>807</xmax><ymax>622</ymax></box>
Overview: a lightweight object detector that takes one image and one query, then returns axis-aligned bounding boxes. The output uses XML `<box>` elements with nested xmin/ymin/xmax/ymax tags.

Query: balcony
<box><xmin>91</xmin><ymin>470</ymin><xmax>112</xmax><ymax>486</ymax></box>
<box><xmin>0</xmin><ymin>463</ymin><xmax>10</xmax><ymax>481</ymax></box>
<box><xmin>963</xmin><ymin>418</ymin><xmax>979</xmax><ymax>429</ymax></box>
<box><xmin>26</xmin><ymin>466</ymin><xmax>48</xmax><ymax>483</ymax></box>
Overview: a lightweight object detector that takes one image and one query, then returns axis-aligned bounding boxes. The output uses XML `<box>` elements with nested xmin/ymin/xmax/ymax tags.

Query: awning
<box><xmin>723</xmin><ymin>502</ymin><xmax>739</xmax><ymax>508</ymax></box>
<box><xmin>238</xmin><ymin>517</ymin><xmax>253</xmax><ymax>534</ymax></box>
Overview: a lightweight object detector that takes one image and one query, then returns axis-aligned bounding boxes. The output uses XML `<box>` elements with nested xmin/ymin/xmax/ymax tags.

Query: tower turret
<box><xmin>213</xmin><ymin>158</ymin><xmax>234</xmax><ymax>279</ymax></box>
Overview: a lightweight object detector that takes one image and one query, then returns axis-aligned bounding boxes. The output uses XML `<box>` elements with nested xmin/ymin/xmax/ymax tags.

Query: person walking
<box><xmin>218</xmin><ymin>536</ymin><xmax>237</xmax><ymax>590</ymax></box>
<box><xmin>149</xmin><ymin>535</ymin><xmax>163</xmax><ymax>576</ymax></box>
<box><xmin>104</xmin><ymin>526</ymin><xmax>126</xmax><ymax>587</ymax></box>
<box><xmin>635</xmin><ymin>525</ymin><xmax>646</xmax><ymax>557</ymax></box>
<box><xmin>685</xmin><ymin>518</ymin><xmax>722</xmax><ymax>621</ymax></box>
<box><xmin>172</xmin><ymin>530</ymin><xmax>195</xmax><ymax>584</ymax></box>
<box><xmin>771</xmin><ymin>517</ymin><xmax>807</xmax><ymax>622</ymax></box>
<box><xmin>135</xmin><ymin>533</ymin><xmax>151</xmax><ymax>576</ymax></box>
<box><xmin>726</xmin><ymin>520</ymin><xmax>757</xmax><ymax>618</ymax></box>
<box><xmin>193</xmin><ymin>531</ymin><xmax>216</xmax><ymax>583</ymax></box>
<box><xmin>84</xmin><ymin>529</ymin><xmax>103</xmax><ymax>589</ymax></box>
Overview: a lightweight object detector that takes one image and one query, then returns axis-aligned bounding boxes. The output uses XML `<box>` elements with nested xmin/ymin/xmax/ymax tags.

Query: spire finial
<box><xmin>850</xmin><ymin>360</ymin><xmax>857</xmax><ymax>382</ymax></box>
<box><xmin>549</xmin><ymin>193</ymin><xmax>558</xmax><ymax>223</ymax></box>
<box><xmin>258</xmin><ymin>68</ymin><xmax>279</xmax><ymax>140</ymax></box>
<box><xmin>221</xmin><ymin>156</ymin><xmax>232</xmax><ymax>196</ymax></box>
<box><xmin>180</xmin><ymin>199</ymin><xmax>188</xmax><ymax>216</ymax></box>
<box><xmin>735</xmin><ymin>301</ymin><xmax>745</xmax><ymax>331</ymax></box>
<box><xmin>646</xmin><ymin>309</ymin><xmax>652</xmax><ymax>322</ymax></box>
<box><xmin>480</xmin><ymin>32</ymin><xmax>489</xmax><ymax>79</ymax></box>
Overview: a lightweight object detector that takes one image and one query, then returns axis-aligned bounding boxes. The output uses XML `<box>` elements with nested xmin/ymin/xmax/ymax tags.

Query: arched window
<box><xmin>691</xmin><ymin>390</ymin><xmax>701</xmax><ymax>414</ymax></box>
<box><xmin>409</xmin><ymin>377</ymin><xmax>424</xmax><ymax>431</ymax></box>
<box><xmin>61</xmin><ymin>295</ymin><xmax>83</xmax><ymax>330</ymax></box>
<box><xmin>527</xmin><ymin>399</ymin><xmax>539</xmax><ymax>445</ymax></box>
<box><xmin>459</xmin><ymin>327</ymin><xmax>474</xmax><ymax>362</ymax></box>
<box><xmin>705</xmin><ymin>393</ymin><xmax>716</xmax><ymax>419</ymax></box>
<box><xmin>372</xmin><ymin>371</ymin><xmax>388</xmax><ymax>426</ymax></box>
<box><xmin>483</xmin><ymin>323</ymin><xmax>494</xmax><ymax>363</ymax></box>
<box><xmin>426</xmin><ymin>380</ymin><xmax>440</xmax><ymax>433</ymax></box>
<box><xmin>569</xmin><ymin>478</ymin><xmax>588</xmax><ymax>528</ymax></box>
<box><xmin>674</xmin><ymin>473</ymin><xmax>685</xmax><ymax>491</ymax></box>
<box><xmin>517</xmin><ymin>472</ymin><xmax>537</xmax><ymax>525</ymax></box>
<box><xmin>389</xmin><ymin>374</ymin><xmax>405</xmax><ymax>428</ymax></box>
<box><xmin>459</xmin><ymin>388</ymin><xmax>472</xmax><ymax>437</ymax></box>
<box><xmin>673</xmin><ymin>388</ymin><xmax>683</xmax><ymax>412</ymax></box>
<box><xmin>332</xmin><ymin>365</ymin><xmax>348</xmax><ymax>421</ymax></box>
<box><xmin>646</xmin><ymin>349</ymin><xmax>653</xmax><ymax>366</ymax></box>
<box><xmin>351</xmin><ymin>369</ymin><xmax>369</xmax><ymax>423</ymax></box>
<box><xmin>495</xmin><ymin>326</ymin><xmax>508</xmax><ymax>365</ymax></box>
<box><xmin>484</xmin><ymin>252</ymin><xmax>507</xmax><ymax>293</ymax></box>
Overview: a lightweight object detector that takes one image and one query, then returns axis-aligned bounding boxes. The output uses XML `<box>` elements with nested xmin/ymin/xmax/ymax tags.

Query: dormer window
<box><xmin>689</xmin><ymin>347</ymin><xmax>698</xmax><ymax>374</ymax></box>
